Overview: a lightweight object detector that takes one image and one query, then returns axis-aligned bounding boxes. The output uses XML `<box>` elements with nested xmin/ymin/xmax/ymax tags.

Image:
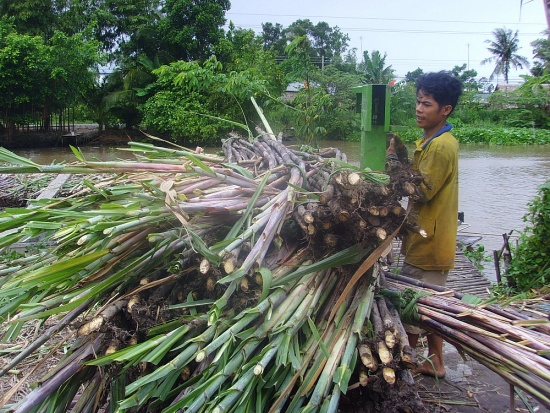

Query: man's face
<box><xmin>415</xmin><ymin>90</ymin><xmax>451</xmax><ymax>130</ymax></box>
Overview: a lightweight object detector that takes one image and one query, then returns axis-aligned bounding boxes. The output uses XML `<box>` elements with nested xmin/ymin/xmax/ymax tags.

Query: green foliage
<box><xmin>0</xmin><ymin>0</ymin><xmax>57</xmax><ymax>37</ymax></box>
<box><xmin>215</xmin><ymin>26</ymin><xmax>285</xmax><ymax>96</ymax></box>
<box><xmin>530</xmin><ymin>30</ymin><xmax>550</xmax><ymax>76</ymax></box>
<box><xmin>0</xmin><ymin>22</ymin><xmax>100</xmax><ymax>132</ymax></box>
<box><xmin>143</xmin><ymin>90</ymin><xmax>223</xmax><ymax>143</ymax></box>
<box><xmin>309</xmin><ymin>65</ymin><xmax>361</xmax><ymax>140</ymax></box>
<box><xmin>394</xmin><ymin>125</ymin><xmax>550</xmax><ymax>145</ymax></box>
<box><xmin>291</xmin><ymin>86</ymin><xmax>330</xmax><ymax>144</ymax></box>
<box><xmin>280</xmin><ymin>19</ymin><xmax>349</xmax><ymax>65</ymax></box>
<box><xmin>359</xmin><ymin>50</ymin><xmax>395</xmax><ymax>84</ymax></box>
<box><xmin>454</xmin><ymin>125</ymin><xmax>550</xmax><ymax>145</ymax></box>
<box><xmin>452</xmin><ymin>90</ymin><xmax>489</xmax><ymax>124</ymax></box>
<box><xmin>481</xmin><ymin>28</ymin><xmax>529</xmax><ymax>83</ymax></box>
<box><xmin>499</xmin><ymin>181</ymin><xmax>550</xmax><ymax>293</ymax></box>
<box><xmin>390</xmin><ymin>81</ymin><xmax>417</xmax><ymax>127</ymax></box>
<box><xmin>157</xmin><ymin>0</ymin><xmax>229</xmax><ymax>62</ymax></box>
<box><xmin>141</xmin><ymin>57</ymin><xmax>270</xmax><ymax>144</ymax></box>
<box><xmin>462</xmin><ymin>244</ymin><xmax>490</xmax><ymax>271</ymax></box>
<box><xmin>0</xmin><ymin>27</ymin><xmax>50</xmax><ymax>109</ymax></box>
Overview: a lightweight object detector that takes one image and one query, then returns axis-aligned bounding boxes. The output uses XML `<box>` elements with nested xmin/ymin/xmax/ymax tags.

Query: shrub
<box><xmin>394</xmin><ymin>125</ymin><xmax>550</xmax><ymax>145</ymax></box>
<box><xmin>501</xmin><ymin>181</ymin><xmax>550</xmax><ymax>293</ymax></box>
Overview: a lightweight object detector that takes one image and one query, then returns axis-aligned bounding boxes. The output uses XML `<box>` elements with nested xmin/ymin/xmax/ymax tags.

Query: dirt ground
<box><xmin>414</xmin><ymin>338</ymin><xmax>550</xmax><ymax>413</ymax></box>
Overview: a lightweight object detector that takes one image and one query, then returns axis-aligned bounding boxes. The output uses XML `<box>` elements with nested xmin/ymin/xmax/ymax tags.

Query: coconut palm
<box><xmin>360</xmin><ymin>50</ymin><xmax>395</xmax><ymax>84</ymax></box>
<box><xmin>481</xmin><ymin>28</ymin><xmax>529</xmax><ymax>83</ymax></box>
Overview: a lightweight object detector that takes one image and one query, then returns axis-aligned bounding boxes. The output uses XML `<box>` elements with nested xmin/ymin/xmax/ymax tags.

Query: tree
<box><xmin>142</xmin><ymin>56</ymin><xmax>270</xmax><ymax>143</ymax></box>
<box><xmin>216</xmin><ymin>26</ymin><xmax>284</xmax><ymax>96</ymax></box>
<box><xmin>359</xmin><ymin>50</ymin><xmax>395</xmax><ymax>84</ymax></box>
<box><xmin>157</xmin><ymin>0</ymin><xmax>229</xmax><ymax>62</ymax></box>
<box><xmin>309</xmin><ymin>21</ymin><xmax>349</xmax><ymax>64</ymax></box>
<box><xmin>0</xmin><ymin>20</ymin><xmax>100</xmax><ymax>137</ymax></box>
<box><xmin>481</xmin><ymin>28</ymin><xmax>529</xmax><ymax>83</ymax></box>
<box><xmin>530</xmin><ymin>30</ymin><xmax>550</xmax><ymax>76</ymax></box>
<box><xmin>391</xmin><ymin>80</ymin><xmax>417</xmax><ymax>126</ymax></box>
<box><xmin>405</xmin><ymin>68</ymin><xmax>424</xmax><ymax>83</ymax></box>
<box><xmin>0</xmin><ymin>26</ymin><xmax>50</xmax><ymax>139</ymax></box>
<box><xmin>315</xmin><ymin>65</ymin><xmax>362</xmax><ymax>139</ymax></box>
<box><xmin>450</xmin><ymin>64</ymin><xmax>479</xmax><ymax>91</ymax></box>
<box><xmin>502</xmin><ymin>180</ymin><xmax>550</xmax><ymax>292</ymax></box>
<box><xmin>46</xmin><ymin>31</ymin><xmax>102</xmax><ymax>128</ymax></box>
<box><xmin>261</xmin><ymin>22</ymin><xmax>286</xmax><ymax>54</ymax></box>
<box><xmin>282</xmin><ymin>35</ymin><xmax>324</xmax><ymax>144</ymax></box>
<box><xmin>261</xmin><ymin>19</ymin><xmax>349</xmax><ymax>70</ymax></box>
<box><xmin>0</xmin><ymin>0</ymin><xmax>57</xmax><ymax>37</ymax></box>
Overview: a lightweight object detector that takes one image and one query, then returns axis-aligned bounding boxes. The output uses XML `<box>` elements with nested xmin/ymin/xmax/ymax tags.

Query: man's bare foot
<box><xmin>413</xmin><ymin>360</ymin><xmax>446</xmax><ymax>379</ymax></box>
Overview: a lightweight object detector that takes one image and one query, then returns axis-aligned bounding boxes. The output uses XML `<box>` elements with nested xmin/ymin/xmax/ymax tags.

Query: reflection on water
<box><xmin>13</xmin><ymin>146</ymin><xmax>135</xmax><ymax>164</ymax></box>
<box><xmin>14</xmin><ymin>142</ymin><xmax>550</xmax><ymax>281</ymax></box>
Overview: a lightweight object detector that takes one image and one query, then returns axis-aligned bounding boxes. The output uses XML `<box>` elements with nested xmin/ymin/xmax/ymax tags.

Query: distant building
<box><xmin>494</xmin><ymin>83</ymin><xmax>521</xmax><ymax>92</ymax></box>
<box><xmin>282</xmin><ymin>82</ymin><xmax>304</xmax><ymax>101</ymax></box>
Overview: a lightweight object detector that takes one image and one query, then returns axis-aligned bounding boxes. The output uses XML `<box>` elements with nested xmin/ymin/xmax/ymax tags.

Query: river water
<box><xmin>14</xmin><ymin>142</ymin><xmax>550</xmax><ymax>281</ymax></box>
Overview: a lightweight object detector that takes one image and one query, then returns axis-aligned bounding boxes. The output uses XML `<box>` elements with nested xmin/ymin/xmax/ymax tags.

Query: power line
<box><xmin>226</xmin><ymin>12</ymin><xmax>542</xmax><ymax>26</ymax></box>
<box><xmin>229</xmin><ymin>22</ymin><xmax>544</xmax><ymax>37</ymax></box>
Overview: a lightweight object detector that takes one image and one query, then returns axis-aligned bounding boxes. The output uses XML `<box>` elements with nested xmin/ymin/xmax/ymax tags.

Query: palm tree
<box><xmin>359</xmin><ymin>50</ymin><xmax>395</xmax><ymax>84</ymax></box>
<box><xmin>481</xmin><ymin>28</ymin><xmax>529</xmax><ymax>83</ymax></box>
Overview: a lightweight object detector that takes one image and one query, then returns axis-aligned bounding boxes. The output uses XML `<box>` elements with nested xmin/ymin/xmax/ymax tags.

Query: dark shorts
<box><xmin>401</xmin><ymin>263</ymin><xmax>449</xmax><ymax>334</ymax></box>
<box><xmin>401</xmin><ymin>262</ymin><xmax>449</xmax><ymax>287</ymax></box>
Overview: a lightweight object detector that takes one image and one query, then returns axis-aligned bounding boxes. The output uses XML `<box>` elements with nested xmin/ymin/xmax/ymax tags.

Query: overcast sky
<box><xmin>225</xmin><ymin>0</ymin><xmax>547</xmax><ymax>84</ymax></box>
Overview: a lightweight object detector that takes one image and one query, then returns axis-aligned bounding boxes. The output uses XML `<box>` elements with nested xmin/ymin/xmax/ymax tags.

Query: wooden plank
<box><xmin>36</xmin><ymin>174</ymin><xmax>71</xmax><ymax>200</ymax></box>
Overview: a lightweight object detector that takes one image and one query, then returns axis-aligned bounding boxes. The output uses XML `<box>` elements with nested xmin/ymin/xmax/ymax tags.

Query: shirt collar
<box><xmin>421</xmin><ymin>123</ymin><xmax>453</xmax><ymax>149</ymax></box>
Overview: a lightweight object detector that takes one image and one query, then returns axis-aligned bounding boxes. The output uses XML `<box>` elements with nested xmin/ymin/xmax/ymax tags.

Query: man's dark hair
<box><xmin>416</xmin><ymin>71</ymin><xmax>463</xmax><ymax>114</ymax></box>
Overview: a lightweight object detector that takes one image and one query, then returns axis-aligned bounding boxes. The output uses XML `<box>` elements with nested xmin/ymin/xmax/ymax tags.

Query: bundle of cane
<box><xmin>384</xmin><ymin>271</ymin><xmax>550</xmax><ymax>409</ymax></box>
<box><xmin>0</xmin><ymin>132</ymin><xmax>426</xmax><ymax>413</ymax></box>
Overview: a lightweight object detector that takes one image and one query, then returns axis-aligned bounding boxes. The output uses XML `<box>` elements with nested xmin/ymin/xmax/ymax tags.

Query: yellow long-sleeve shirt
<box><xmin>402</xmin><ymin>129</ymin><xmax>459</xmax><ymax>271</ymax></box>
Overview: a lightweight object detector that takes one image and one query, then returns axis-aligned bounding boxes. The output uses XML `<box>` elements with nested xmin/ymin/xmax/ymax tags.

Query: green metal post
<box><xmin>353</xmin><ymin>84</ymin><xmax>391</xmax><ymax>171</ymax></box>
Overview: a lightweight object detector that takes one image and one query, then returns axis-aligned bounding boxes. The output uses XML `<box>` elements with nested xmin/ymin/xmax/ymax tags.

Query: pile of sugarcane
<box><xmin>384</xmin><ymin>272</ymin><xmax>550</xmax><ymax>409</ymax></box>
<box><xmin>0</xmin><ymin>131</ymin><xmax>426</xmax><ymax>413</ymax></box>
<box><xmin>2</xmin><ymin>128</ymin><xmax>549</xmax><ymax>412</ymax></box>
<box><xmin>357</xmin><ymin>296</ymin><xmax>418</xmax><ymax>387</ymax></box>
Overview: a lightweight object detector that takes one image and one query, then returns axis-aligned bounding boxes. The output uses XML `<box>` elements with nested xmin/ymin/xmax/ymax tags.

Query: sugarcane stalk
<box><xmin>305</xmin><ymin>327</ymin><xmax>349</xmax><ymax>411</ymax></box>
<box><xmin>382</xmin><ymin>366</ymin><xmax>396</xmax><ymax>385</ymax></box>
<box><xmin>359</xmin><ymin>343</ymin><xmax>378</xmax><ymax>372</ymax></box>
<box><xmin>78</xmin><ymin>300</ymin><xmax>128</xmax><ymax>336</ymax></box>
<box><xmin>254</xmin><ymin>274</ymin><xmax>329</xmax><ymax>379</ymax></box>
<box><xmin>389</xmin><ymin>307</ymin><xmax>417</xmax><ymax>369</ymax></box>
<box><xmin>370</xmin><ymin>300</ymin><xmax>393</xmax><ymax>365</ymax></box>
<box><xmin>222</xmin><ymin>246</ymin><xmax>241</xmax><ymax>274</ymax></box>
<box><xmin>376</xmin><ymin>298</ymin><xmax>396</xmax><ymax>349</ymax></box>
<box><xmin>421</xmin><ymin>316</ymin><xmax>550</xmax><ymax>408</ymax></box>
<box><xmin>417</xmin><ymin>295</ymin><xmax>550</xmax><ymax>350</ymax></box>
<box><xmin>9</xmin><ymin>335</ymin><xmax>103</xmax><ymax>413</ymax></box>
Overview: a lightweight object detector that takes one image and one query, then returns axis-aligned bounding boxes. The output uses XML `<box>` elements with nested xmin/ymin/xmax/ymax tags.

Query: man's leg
<box><xmin>401</xmin><ymin>263</ymin><xmax>448</xmax><ymax>378</ymax></box>
<box><xmin>414</xmin><ymin>333</ymin><xmax>445</xmax><ymax>378</ymax></box>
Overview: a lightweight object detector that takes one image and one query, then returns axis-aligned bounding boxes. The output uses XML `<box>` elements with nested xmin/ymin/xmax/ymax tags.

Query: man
<box><xmin>387</xmin><ymin>71</ymin><xmax>463</xmax><ymax>379</ymax></box>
